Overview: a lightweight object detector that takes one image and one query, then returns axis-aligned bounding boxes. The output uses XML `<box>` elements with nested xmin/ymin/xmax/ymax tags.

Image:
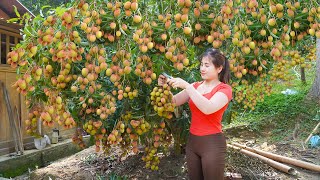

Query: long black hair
<box><xmin>199</xmin><ymin>48</ymin><xmax>230</xmax><ymax>84</ymax></box>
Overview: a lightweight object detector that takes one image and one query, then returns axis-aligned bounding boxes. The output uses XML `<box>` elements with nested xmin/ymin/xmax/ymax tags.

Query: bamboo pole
<box><xmin>1</xmin><ymin>81</ymin><xmax>24</xmax><ymax>155</ymax></box>
<box><xmin>305</xmin><ymin>122</ymin><xmax>320</xmax><ymax>144</ymax></box>
<box><xmin>231</xmin><ymin>142</ymin><xmax>320</xmax><ymax>172</ymax></box>
<box><xmin>14</xmin><ymin>106</ymin><xmax>24</xmax><ymax>155</ymax></box>
<box><xmin>1</xmin><ymin>81</ymin><xmax>19</xmax><ymax>154</ymax></box>
<box><xmin>227</xmin><ymin>144</ymin><xmax>298</xmax><ymax>175</ymax></box>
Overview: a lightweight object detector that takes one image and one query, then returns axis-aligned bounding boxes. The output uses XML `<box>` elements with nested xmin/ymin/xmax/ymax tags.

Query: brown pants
<box><xmin>186</xmin><ymin>133</ymin><xmax>226</xmax><ymax>180</ymax></box>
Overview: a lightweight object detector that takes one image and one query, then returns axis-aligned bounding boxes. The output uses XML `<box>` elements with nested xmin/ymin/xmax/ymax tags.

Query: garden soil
<box><xmin>14</xmin><ymin>130</ymin><xmax>320</xmax><ymax>180</ymax></box>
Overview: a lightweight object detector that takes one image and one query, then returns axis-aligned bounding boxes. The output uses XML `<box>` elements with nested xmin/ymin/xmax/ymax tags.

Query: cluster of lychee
<box><xmin>72</xmin><ymin>128</ymin><xmax>87</xmax><ymax>149</ymax></box>
<box><xmin>61</xmin><ymin>8</ymin><xmax>79</xmax><ymax>29</ymax></box>
<box><xmin>93</xmin><ymin>127</ymin><xmax>107</xmax><ymax>152</ymax></box>
<box><xmin>78</xmin><ymin>93</ymin><xmax>117</xmax><ymax>120</ymax></box>
<box><xmin>105</xmin><ymin>50</ymin><xmax>132</xmax><ymax>85</ymax></box>
<box><xmin>106</xmin><ymin>0</ymin><xmax>138</xmax><ymax>18</ymax></box>
<box><xmin>207</xmin><ymin>23</ymin><xmax>232</xmax><ymax>48</ymax></box>
<box><xmin>221</xmin><ymin>0</ymin><xmax>235</xmax><ymax>19</ymax></box>
<box><xmin>43</xmin><ymin>91</ymin><xmax>77</xmax><ymax>129</ymax></box>
<box><xmin>230</xmin><ymin>25</ymin><xmax>257</xmax><ymax>56</ymax></box>
<box><xmin>31</xmin><ymin>66</ymin><xmax>43</xmax><ymax>82</ymax></box>
<box><xmin>233</xmin><ymin>79</ymin><xmax>271</xmax><ymax>110</ymax></box>
<box><xmin>142</xmin><ymin>147</ymin><xmax>160</xmax><ymax>170</ymax></box>
<box><xmin>142</xmin><ymin>121</ymin><xmax>171</xmax><ymax>171</ymax></box>
<box><xmin>25</xmin><ymin>109</ymin><xmax>40</xmax><ymax>136</ymax></box>
<box><xmin>243</xmin><ymin>0</ymin><xmax>258</xmax><ymax>14</ymax></box>
<box><xmin>270</xmin><ymin>42</ymin><xmax>284</xmax><ymax>61</ymax></box>
<box><xmin>164</xmin><ymin>37</ymin><xmax>189</xmax><ymax>71</ymax></box>
<box><xmin>48</xmin><ymin>63</ymin><xmax>73</xmax><ymax>90</ymax></box>
<box><xmin>58</xmin><ymin>111</ymin><xmax>77</xmax><ymax>129</ymax></box>
<box><xmin>78</xmin><ymin>2</ymin><xmax>103</xmax><ymax>43</ymax></box>
<box><xmin>134</xmin><ymin>55</ymin><xmax>157</xmax><ymax>85</ymax></box>
<box><xmin>107</xmin><ymin>129</ymin><xmax>123</xmax><ymax>146</ymax></box>
<box><xmin>308</xmin><ymin>8</ymin><xmax>320</xmax><ymax>38</ymax></box>
<box><xmin>74</xmin><ymin>47</ymin><xmax>107</xmax><ymax>90</ymax></box>
<box><xmin>112</xmin><ymin>85</ymin><xmax>138</xmax><ymax>100</ymax></box>
<box><xmin>306</xmin><ymin>46</ymin><xmax>316</xmax><ymax>61</ymax></box>
<box><xmin>104</xmin><ymin>113</ymin><xmax>136</xmax><ymax>155</ymax></box>
<box><xmin>130</xmin><ymin>118</ymin><xmax>151</xmax><ymax>136</ymax></box>
<box><xmin>12</xmin><ymin>74</ymin><xmax>34</xmax><ymax>96</ymax></box>
<box><xmin>83</xmin><ymin>120</ymin><xmax>103</xmax><ymax>136</ymax></box>
<box><xmin>192</xmin><ymin>1</ymin><xmax>211</xmax><ymax>44</ymax></box>
<box><xmin>37</xmin><ymin>27</ymin><xmax>55</xmax><ymax>46</ymax></box>
<box><xmin>7</xmin><ymin>45</ymin><xmax>36</xmax><ymax>68</ymax></box>
<box><xmin>102</xmin><ymin>0</ymin><xmax>139</xmax><ymax>42</ymax></box>
<box><xmin>49</xmin><ymin>41</ymin><xmax>84</xmax><ymax>63</ymax></box>
<box><xmin>6</xmin><ymin>48</ymin><xmax>26</xmax><ymax>68</ymax></box>
<box><xmin>150</xmin><ymin>84</ymin><xmax>175</xmax><ymax>119</ymax></box>
<box><xmin>43</xmin><ymin>15</ymin><xmax>57</xmax><ymax>26</ymax></box>
<box><xmin>122</xmin><ymin>0</ymin><xmax>139</xmax><ymax>17</ymax></box>
<box><xmin>133</xmin><ymin>24</ymin><xmax>154</xmax><ymax>53</ymax></box>
<box><xmin>104</xmin><ymin>120</ymin><xmax>129</xmax><ymax>149</ymax></box>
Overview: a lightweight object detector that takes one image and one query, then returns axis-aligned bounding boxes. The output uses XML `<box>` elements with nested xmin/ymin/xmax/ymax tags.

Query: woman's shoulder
<box><xmin>216</xmin><ymin>83</ymin><xmax>232</xmax><ymax>100</ymax></box>
<box><xmin>218</xmin><ymin>83</ymin><xmax>232</xmax><ymax>90</ymax></box>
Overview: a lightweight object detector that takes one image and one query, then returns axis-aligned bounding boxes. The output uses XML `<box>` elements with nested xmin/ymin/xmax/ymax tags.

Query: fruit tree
<box><xmin>7</xmin><ymin>0</ymin><xmax>320</xmax><ymax>170</ymax></box>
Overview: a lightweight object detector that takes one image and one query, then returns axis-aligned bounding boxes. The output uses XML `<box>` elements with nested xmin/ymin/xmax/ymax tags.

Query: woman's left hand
<box><xmin>167</xmin><ymin>78</ymin><xmax>190</xmax><ymax>89</ymax></box>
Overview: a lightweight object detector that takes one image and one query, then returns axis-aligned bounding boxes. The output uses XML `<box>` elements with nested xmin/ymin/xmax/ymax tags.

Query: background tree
<box><xmin>308</xmin><ymin>38</ymin><xmax>320</xmax><ymax>102</ymax></box>
<box><xmin>19</xmin><ymin>0</ymin><xmax>68</xmax><ymax>15</ymax></box>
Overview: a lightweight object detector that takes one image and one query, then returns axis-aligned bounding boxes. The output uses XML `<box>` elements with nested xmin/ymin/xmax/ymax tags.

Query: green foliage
<box><xmin>107</xmin><ymin>172</ymin><xmax>128</xmax><ymax>180</ymax></box>
<box><xmin>253</xmin><ymin>89</ymin><xmax>310</xmax><ymax>117</ymax></box>
<box><xmin>228</xmin><ymin>80</ymin><xmax>319</xmax><ymax>142</ymax></box>
<box><xmin>19</xmin><ymin>0</ymin><xmax>69</xmax><ymax>15</ymax></box>
<box><xmin>82</xmin><ymin>153</ymin><xmax>98</xmax><ymax>165</ymax></box>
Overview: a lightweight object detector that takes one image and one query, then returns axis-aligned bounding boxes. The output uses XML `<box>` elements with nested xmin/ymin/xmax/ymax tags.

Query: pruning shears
<box><xmin>161</xmin><ymin>72</ymin><xmax>173</xmax><ymax>79</ymax></box>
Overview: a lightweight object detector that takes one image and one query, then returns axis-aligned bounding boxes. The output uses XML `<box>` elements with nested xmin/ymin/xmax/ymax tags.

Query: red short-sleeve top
<box><xmin>188</xmin><ymin>82</ymin><xmax>232</xmax><ymax>136</ymax></box>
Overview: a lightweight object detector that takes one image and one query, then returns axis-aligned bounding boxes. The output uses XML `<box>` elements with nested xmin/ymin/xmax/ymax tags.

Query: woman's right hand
<box><xmin>158</xmin><ymin>74</ymin><xmax>167</xmax><ymax>86</ymax></box>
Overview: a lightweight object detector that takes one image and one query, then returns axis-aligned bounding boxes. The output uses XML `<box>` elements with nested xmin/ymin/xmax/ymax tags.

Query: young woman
<box><xmin>158</xmin><ymin>48</ymin><xmax>232</xmax><ymax>180</ymax></box>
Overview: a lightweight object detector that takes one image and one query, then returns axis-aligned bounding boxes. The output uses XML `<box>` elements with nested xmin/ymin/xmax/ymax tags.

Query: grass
<box><xmin>95</xmin><ymin>173</ymin><xmax>128</xmax><ymax>180</ymax></box>
<box><xmin>226</xmin><ymin>66</ymin><xmax>320</xmax><ymax>143</ymax></box>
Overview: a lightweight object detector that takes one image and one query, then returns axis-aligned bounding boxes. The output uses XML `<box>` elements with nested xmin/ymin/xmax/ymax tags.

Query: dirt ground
<box><xmin>14</xmin><ymin>128</ymin><xmax>320</xmax><ymax>180</ymax></box>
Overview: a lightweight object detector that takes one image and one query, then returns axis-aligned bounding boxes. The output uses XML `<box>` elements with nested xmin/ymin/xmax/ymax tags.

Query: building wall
<box><xmin>0</xmin><ymin>9</ymin><xmax>10</xmax><ymax>19</ymax></box>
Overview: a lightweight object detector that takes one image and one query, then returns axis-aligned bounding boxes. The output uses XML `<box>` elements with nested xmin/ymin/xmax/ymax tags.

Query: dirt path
<box><xmin>12</xmin><ymin>125</ymin><xmax>320</xmax><ymax>180</ymax></box>
<box><xmin>13</xmin><ymin>139</ymin><xmax>319</xmax><ymax>180</ymax></box>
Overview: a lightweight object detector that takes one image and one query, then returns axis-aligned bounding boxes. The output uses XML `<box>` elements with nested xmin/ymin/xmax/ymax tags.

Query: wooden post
<box><xmin>6</xmin><ymin>34</ymin><xmax>9</xmax><ymax>60</ymax></box>
<box><xmin>0</xmin><ymin>33</ymin><xmax>2</xmax><ymax>64</ymax></box>
<box><xmin>14</xmin><ymin>37</ymin><xmax>18</xmax><ymax>45</ymax></box>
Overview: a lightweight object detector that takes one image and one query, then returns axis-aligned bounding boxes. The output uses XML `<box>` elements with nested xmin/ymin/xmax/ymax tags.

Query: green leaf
<box><xmin>41</xmin><ymin>5</ymin><xmax>51</xmax><ymax>10</ymax></box>
<box><xmin>13</xmin><ymin>5</ymin><xmax>20</xmax><ymax>17</ymax></box>
<box><xmin>55</xmin><ymin>6</ymin><xmax>67</xmax><ymax>17</ymax></box>
<box><xmin>6</xmin><ymin>18</ymin><xmax>20</xmax><ymax>23</ymax></box>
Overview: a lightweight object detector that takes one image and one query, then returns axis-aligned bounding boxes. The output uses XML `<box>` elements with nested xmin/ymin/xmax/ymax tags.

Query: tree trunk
<box><xmin>308</xmin><ymin>38</ymin><xmax>320</xmax><ymax>103</ymax></box>
<box><xmin>300</xmin><ymin>67</ymin><xmax>306</xmax><ymax>84</ymax></box>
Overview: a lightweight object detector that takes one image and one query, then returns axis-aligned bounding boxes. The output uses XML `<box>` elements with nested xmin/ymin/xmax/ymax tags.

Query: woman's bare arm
<box><xmin>173</xmin><ymin>89</ymin><xmax>190</xmax><ymax>106</ymax></box>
